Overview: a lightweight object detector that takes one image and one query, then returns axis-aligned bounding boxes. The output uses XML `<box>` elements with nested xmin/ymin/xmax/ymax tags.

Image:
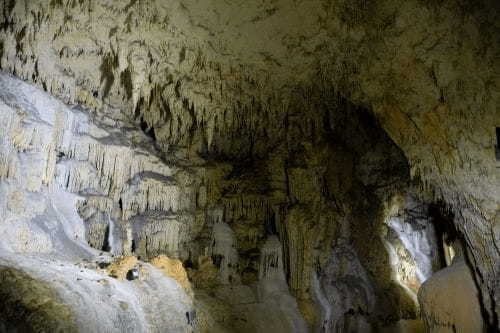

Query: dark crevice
<box><xmin>265</xmin><ymin>210</ymin><xmax>277</xmax><ymax>235</ymax></box>
<box><xmin>139</xmin><ymin>117</ymin><xmax>157</xmax><ymax>141</ymax></box>
<box><xmin>102</xmin><ymin>224</ymin><xmax>111</xmax><ymax>252</ymax></box>
<box><xmin>56</xmin><ymin>151</ymin><xmax>65</xmax><ymax>161</ymax></box>
<box><xmin>429</xmin><ymin>202</ymin><xmax>457</xmax><ymax>268</ymax></box>
<box><xmin>184</xmin><ymin>258</ymin><xmax>194</xmax><ymax>269</ymax></box>
<box><xmin>120</xmin><ymin>69</ymin><xmax>133</xmax><ymax>100</ymax></box>
<box><xmin>99</xmin><ymin>54</ymin><xmax>115</xmax><ymax>99</ymax></box>
<box><xmin>211</xmin><ymin>254</ymin><xmax>223</xmax><ymax>269</ymax></box>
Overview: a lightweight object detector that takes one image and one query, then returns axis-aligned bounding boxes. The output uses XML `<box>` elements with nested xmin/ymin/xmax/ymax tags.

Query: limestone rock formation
<box><xmin>106</xmin><ymin>256</ymin><xmax>138</xmax><ymax>280</ymax></box>
<box><xmin>151</xmin><ymin>255</ymin><xmax>193</xmax><ymax>297</ymax></box>
<box><xmin>0</xmin><ymin>72</ymin><xmax>195</xmax><ymax>332</ymax></box>
<box><xmin>0</xmin><ymin>0</ymin><xmax>498</xmax><ymax>332</ymax></box>
<box><xmin>419</xmin><ymin>252</ymin><xmax>486</xmax><ymax>332</ymax></box>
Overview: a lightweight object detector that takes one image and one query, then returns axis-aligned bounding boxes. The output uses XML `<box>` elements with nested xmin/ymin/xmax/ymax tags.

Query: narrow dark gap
<box><xmin>429</xmin><ymin>202</ymin><xmax>457</xmax><ymax>268</ymax></box>
<box><xmin>131</xmin><ymin>239</ymin><xmax>136</xmax><ymax>253</ymax></box>
<box><xmin>147</xmin><ymin>127</ymin><xmax>156</xmax><ymax>141</ymax></box>
<box><xmin>139</xmin><ymin>117</ymin><xmax>157</xmax><ymax>141</ymax></box>
<box><xmin>140</xmin><ymin>117</ymin><xmax>148</xmax><ymax>132</ymax></box>
<box><xmin>211</xmin><ymin>254</ymin><xmax>223</xmax><ymax>268</ymax></box>
<box><xmin>265</xmin><ymin>210</ymin><xmax>277</xmax><ymax>235</ymax></box>
<box><xmin>102</xmin><ymin>224</ymin><xmax>111</xmax><ymax>252</ymax></box>
<box><xmin>184</xmin><ymin>257</ymin><xmax>194</xmax><ymax>269</ymax></box>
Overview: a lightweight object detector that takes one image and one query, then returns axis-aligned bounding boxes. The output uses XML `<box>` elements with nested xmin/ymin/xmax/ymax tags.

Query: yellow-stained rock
<box><xmin>151</xmin><ymin>255</ymin><xmax>193</xmax><ymax>297</ymax></box>
<box><xmin>106</xmin><ymin>256</ymin><xmax>137</xmax><ymax>280</ymax></box>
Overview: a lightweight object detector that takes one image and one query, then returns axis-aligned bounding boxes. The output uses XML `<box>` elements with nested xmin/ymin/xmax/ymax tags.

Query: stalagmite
<box><xmin>209</xmin><ymin>222</ymin><xmax>239</xmax><ymax>284</ymax></box>
<box><xmin>419</xmin><ymin>244</ymin><xmax>486</xmax><ymax>332</ymax></box>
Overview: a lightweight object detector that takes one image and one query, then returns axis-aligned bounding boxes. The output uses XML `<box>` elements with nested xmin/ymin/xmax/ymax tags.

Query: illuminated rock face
<box><xmin>0</xmin><ymin>73</ymin><xmax>196</xmax><ymax>332</ymax></box>
<box><xmin>0</xmin><ymin>0</ymin><xmax>499</xmax><ymax>331</ymax></box>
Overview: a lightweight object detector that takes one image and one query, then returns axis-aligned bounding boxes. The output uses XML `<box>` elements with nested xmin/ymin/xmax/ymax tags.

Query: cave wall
<box><xmin>0</xmin><ymin>70</ymin><xmax>445</xmax><ymax>331</ymax></box>
<box><xmin>0</xmin><ymin>72</ymin><xmax>198</xmax><ymax>332</ymax></box>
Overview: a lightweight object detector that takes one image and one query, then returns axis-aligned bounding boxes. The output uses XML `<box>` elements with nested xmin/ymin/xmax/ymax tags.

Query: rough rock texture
<box><xmin>0</xmin><ymin>72</ymin><xmax>197</xmax><ymax>332</ymax></box>
<box><xmin>419</xmin><ymin>250</ymin><xmax>486</xmax><ymax>332</ymax></box>
<box><xmin>0</xmin><ymin>71</ymin><xmax>313</xmax><ymax>331</ymax></box>
<box><xmin>106</xmin><ymin>256</ymin><xmax>138</xmax><ymax>280</ymax></box>
<box><xmin>0</xmin><ymin>0</ymin><xmax>498</xmax><ymax>331</ymax></box>
<box><xmin>0</xmin><ymin>266</ymin><xmax>77</xmax><ymax>332</ymax></box>
<box><xmin>151</xmin><ymin>255</ymin><xmax>193</xmax><ymax>297</ymax></box>
<box><xmin>0</xmin><ymin>69</ymin><xmax>446</xmax><ymax>332</ymax></box>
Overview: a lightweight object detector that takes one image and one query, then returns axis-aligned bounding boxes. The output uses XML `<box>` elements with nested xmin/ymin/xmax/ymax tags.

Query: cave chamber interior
<box><xmin>0</xmin><ymin>1</ymin><xmax>498</xmax><ymax>332</ymax></box>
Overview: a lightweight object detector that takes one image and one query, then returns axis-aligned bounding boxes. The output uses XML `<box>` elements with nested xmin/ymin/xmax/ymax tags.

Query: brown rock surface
<box><xmin>106</xmin><ymin>256</ymin><xmax>138</xmax><ymax>280</ymax></box>
<box><xmin>150</xmin><ymin>255</ymin><xmax>193</xmax><ymax>297</ymax></box>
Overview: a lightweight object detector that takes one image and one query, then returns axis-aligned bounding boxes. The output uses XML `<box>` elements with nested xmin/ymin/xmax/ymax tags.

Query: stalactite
<box><xmin>121</xmin><ymin>179</ymin><xmax>185</xmax><ymax>220</ymax></box>
<box><xmin>137</xmin><ymin>217</ymin><xmax>190</xmax><ymax>259</ymax></box>
<box><xmin>259</xmin><ymin>236</ymin><xmax>285</xmax><ymax>281</ymax></box>
<box><xmin>222</xmin><ymin>195</ymin><xmax>271</xmax><ymax>224</ymax></box>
